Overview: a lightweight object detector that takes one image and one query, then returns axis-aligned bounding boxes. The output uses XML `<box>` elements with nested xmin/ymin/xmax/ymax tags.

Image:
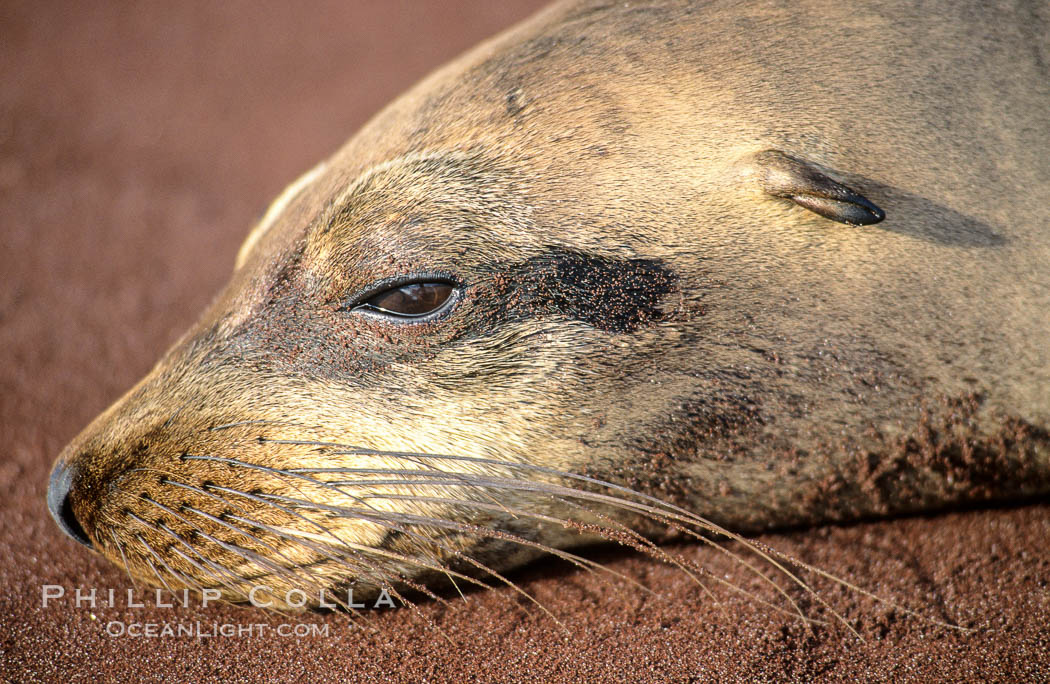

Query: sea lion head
<box><xmin>47</xmin><ymin>0</ymin><xmax>1050</xmax><ymax>608</ymax></box>
<box><xmin>48</xmin><ymin>60</ymin><xmax>756</xmax><ymax>602</ymax></box>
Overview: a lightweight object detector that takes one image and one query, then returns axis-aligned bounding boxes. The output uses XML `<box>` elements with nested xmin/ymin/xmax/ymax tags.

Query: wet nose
<box><xmin>47</xmin><ymin>461</ymin><xmax>94</xmax><ymax>548</ymax></box>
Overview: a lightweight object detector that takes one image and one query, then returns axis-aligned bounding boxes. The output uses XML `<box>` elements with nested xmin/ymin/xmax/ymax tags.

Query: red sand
<box><xmin>2</xmin><ymin>2</ymin><xmax>1048</xmax><ymax>681</ymax></box>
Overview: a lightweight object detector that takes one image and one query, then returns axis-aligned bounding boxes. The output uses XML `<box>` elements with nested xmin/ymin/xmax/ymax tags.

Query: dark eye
<box><xmin>355</xmin><ymin>282</ymin><xmax>456</xmax><ymax>319</ymax></box>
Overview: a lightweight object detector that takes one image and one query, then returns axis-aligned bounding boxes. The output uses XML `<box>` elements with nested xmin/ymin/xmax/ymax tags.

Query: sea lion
<box><xmin>47</xmin><ymin>0</ymin><xmax>1049</xmax><ymax>610</ymax></box>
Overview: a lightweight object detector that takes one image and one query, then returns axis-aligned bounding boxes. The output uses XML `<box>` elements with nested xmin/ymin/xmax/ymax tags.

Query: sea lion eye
<box><xmin>355</xmin><ymin>282</ymin><xmax>456</xmax><ymax>319</ymax></box>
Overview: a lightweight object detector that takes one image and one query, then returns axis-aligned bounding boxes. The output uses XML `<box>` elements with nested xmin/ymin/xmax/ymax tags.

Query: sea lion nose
<box><xmin>47</xmin><ymin>460</ymin><xmax>94</xmax><ymax>548</ymax></box>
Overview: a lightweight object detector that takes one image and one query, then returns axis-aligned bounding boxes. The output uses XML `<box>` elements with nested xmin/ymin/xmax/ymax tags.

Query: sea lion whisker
<box><xmin>157</xmin><ymin>477</ymin><xmax>254</xmax><ymax>516</ymax></box>
<box><xmin>151</xmin><ymin>521</ymin><xmax>344</xmax><ymax>622</ymax></box>
<box><xmin>182</xmin><ymin>453</ymin><xmax>384</xmax><ymax>512</ymax></box>
<box><xmin>136</xmin><ymin>495</ymin><xmax>313</xmax><ymax>596</ymax></box>
<box><xmin>191</xmin><ymin>475</ymin><xmax>488</xmax><ymax>610</ymax></box>
<box><xmin>185</xmin><ymin>477</ymin><xmax>446</xmax><ymax>594</ymax></box>
<box><xmin>171</xmin><ymin>457</ymin><xmax>436</xmax><ymax>597</ymax></box>
<box><xmin>284</xmin><ymin>455</ymin><xmax>819</xmax><ymax>610</ymax></box>
<box><xmin>175</xmin><ymin>501</ymin><xmax>354</xmax><ymax>598</ymax></box>
<box><xmin>164</xmin><ymin>547</ymin><xmax>225</xmax><ymax>594</ymax></box>
<box><xmin>257</xmin><ymin>460</ymin><xmax>818</xmax><ymax>614</ymax></box>
<box><xmin>162</xmin><ymin>478</ymin><xmax>358</xmax><ymax>553</ymax></box>
<box><xmin>296</xmin><ymin>469</ymin><xmax>834</xmax><ymax>627</ymax></box>
<box><xmin>154</xmin><ymin>477</ymin><xmax>336</xmax><ymax>567</ymax></box>
<box><xmin>208</xmin><ymin>513</ymin><xmax>397</xmax><ymax>617</ymax></box>
<box><xmin>124</xmin><ymin>508</ymin><xmax>253</xmax><ymax>598</ymax></box>
<box><xmin>538</xmin><ymin>498</ymin><xmax>742</xmax><ymax>621</ymax></box>
<box><xmin>289</xmin><ymin>449</ymin><xmax>752</xmax><ymax>537</ymax></box>
<box><xmin>179</xmin><ymin>453</ymin><xmax>727</xmax><ymax>566</ymax></box>
<box><xmin>536</xmin><ymin>487</ymin><xmax>820</xmax><ymax>628</ymax></box>
<box><xmin>208</xmin><ymin>497</ymin><xmax>461</xmax><ymax>605</ymax></box>
<box><xmin>176</xmin><ymin>460</ymin><xmax>464</xmax><ymax>613</ymax></box>
<box><xmin>232</xmin><ymin>462</ymin><xmax>812</xmax><ymax>606</ymax></box>
<box><xmin>446</xmin><ymin>550</ymin><xmax>569</xmax><ymax>633</ymax></box>
<box><xmin>153</xmin><ymin>522</ymin><xmax>246</xmax><ymax>595</ymax></box>
<box><xmin>133</xmin><ymin>533</ymin><xmax>180</xmax><ymax>595</ymax></box>
<box><xmin>161</xmin><ymin>404</ymin><xmax>188</xmax><ymax>431</ymax></box>
<box><xmin>239</xmin><ymin>518</ymin><xmax>509</xmax><ymax>607</ymax></box>
<box><xmin>150</xmin><ymin>516</ymin><xmax>268</xmax><ymax>592</ymax></box>
<box><xmin>331</xmin><ymin>506</ymin><xmax>574</xmax><ymax>629</ymax></box>
<box><xmin>235</xmin><ymin>490</ymin><xmax>608</xmax><ymax>626</ymax></box>
<box><xmin>307</xmin><ymin>448</ymin><xmax>999</xmax><ymax>630</ymax></box>
<box><xmin>107</xmin><ymin>529</ymin><xmax>141</xmax><ymax>592</ymax></box>
<box><xmin>563</xmin><ymin>514</ymin><xmax>825</xmax><ymax>627</ymax></box>
<box><xmin>157</xmin><ymin>541</ymin><xmax>348</xmax><ymax>627</ymax></box>
<box><xmin>226</xmin><ymin>488</ymin><xmax>562</xmax><ymax>618</ymax></box>
<box><xmin>369</xmin><ymin>579</ymin><xmax>458</xmax><ymax>646</ymax></box>
<box><xmin>335</xmin><ymin>468</ymin><xmax>819</xmax><ymax>594</ymax></box>
<box><xmin>270</xmin><ymin>487</ymin><xmax>821</xmax><ymax>627</ymax></box>
<box><xmin>356</xmin><ymin>494</ymin><xmax>660</xmax><ymax>595</ymax></box>
<box><xmin>644</xmin><ymin>519</ymin><xmax>825</xmax><ymax>629</ymax></box>
<box><xmin>135</xmin><ymin>532</ymin><xmax>208</xmax><ymax>597</ymax></box>
<box><xmin>483</xmin><ymin>477</ymin><xmax>839</xmax><ymax>629</ymax></box>
<box><xmin>147</xmin><ymin>498</ymin><xmax>284</xmax><ymax>563</ymax></box>
<box><xmin>376</xmin><ymin>502</ymin><xmax>651</xmax><ymax>597</ymax></box>
<box><xmin>208</xmin><ymin>487</ymin><xmax>535</xmax><ymax>612</ymax></box>
<box><xmin>135</xmin><ymin>523</ymin><xmax>211</xmax><ymax>595</ymax></box>
<box><xmin>364</xmin><ymin>488</ymin><xmax>831</xmax><ymax>627</ymax></box>
<box><xmin>741</xmin><ymin>538</ymin><xmax>973</xmax><ymax>634</ymax></box>
<box><xmin>340</xmin><ymin>450</ymin><xmax>523</xmax><ymax>521</ymax></box>
<box><xmin>176</xmin><ymin>454</ymin><xmax>555</xmax><ymax>605</ymax></box>
<box><xmin>207</xmin><ymin>419</ymin><xmax>312</xmax><ymax>433</ymax></box>
<box><xmin>156</xmin><ymin>475</ymin><xmax>370</xmax><ymax>595</ymax></box>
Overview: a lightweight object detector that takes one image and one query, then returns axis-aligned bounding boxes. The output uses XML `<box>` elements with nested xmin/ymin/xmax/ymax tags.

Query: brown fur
<box><xmin>49</xmin><ymin>0</ymin><xmax>1049</xmax><ymax>608</ymax></box>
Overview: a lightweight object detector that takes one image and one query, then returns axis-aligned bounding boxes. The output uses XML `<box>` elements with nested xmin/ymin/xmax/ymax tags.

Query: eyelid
<box><xmin>344</xmin><ymin>274</ymin><xmax>462</xmax><ymax>322</ymax></box>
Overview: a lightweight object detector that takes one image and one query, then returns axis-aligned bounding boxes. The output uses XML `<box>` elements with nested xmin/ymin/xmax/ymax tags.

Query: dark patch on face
<box><xmin>499</xmin><ymin>249</ymin><xmax>677</xmax><ymax>334</ymax></box>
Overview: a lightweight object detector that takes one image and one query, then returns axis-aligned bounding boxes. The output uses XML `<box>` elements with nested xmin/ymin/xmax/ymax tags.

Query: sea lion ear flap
<box><xmin>746</xmin><ymin>149</ymin><xmax>885</xmax><ymax>225</ymax></box>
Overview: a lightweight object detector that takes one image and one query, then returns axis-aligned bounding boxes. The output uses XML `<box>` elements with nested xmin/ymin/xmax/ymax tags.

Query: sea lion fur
<box><xmin>47</xmin><ymin>0</ymin><xmax>1050</xmax><ymax>609</ymax></box>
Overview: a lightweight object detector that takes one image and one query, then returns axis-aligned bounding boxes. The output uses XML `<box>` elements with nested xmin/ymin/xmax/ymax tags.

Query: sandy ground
<box><xmin>2</xmin><ymin>1</ymin><xmax>1048</xmax><ymax>681</ymax></box>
